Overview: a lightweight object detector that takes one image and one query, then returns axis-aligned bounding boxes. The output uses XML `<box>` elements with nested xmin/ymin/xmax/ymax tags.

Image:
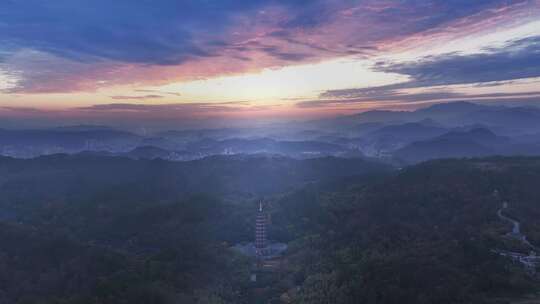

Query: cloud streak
<box><xmin>110</xmin><ymin>95</ymin><xmax>164</xmax><ymax>100</ymax></box>
<box><xmin>0</xmin><ymin>101</ymin><xmax>281</xmax><ymax>126</ymax></box>
<box><xmin>298</xmin><ymin>91</ymin><xmax>540</xmax><ymax>108</ymax></box>
<box><xmin>77</xmin><ymin>102</ymin><xmax>248</xmax><ymax>113</ymax></box>
<box><xmin>321</xmin><ymin>36</ymin><xmax>540</xmax><ymax>101</ymax></box>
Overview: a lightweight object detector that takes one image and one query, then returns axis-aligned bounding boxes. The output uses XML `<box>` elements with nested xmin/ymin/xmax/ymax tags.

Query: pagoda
<box><xmin>255</xmin><ymin>201</ymin><xmax>268</xmax><ymax>257</ymax></box>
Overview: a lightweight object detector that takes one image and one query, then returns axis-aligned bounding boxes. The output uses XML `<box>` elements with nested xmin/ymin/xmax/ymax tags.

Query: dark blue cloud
<box><xmin>0</xmin><ymin>0</ymin><xmax>528</xmax><ymax>66</ymax></box>
<box><xmin>322</xmin><ymin>36</ymin><xmax>540</xmax><ymax>99</ymax></box>
<box><xmin>378</xmin><ymin>36</ymin><xmax>540</xmax><ymax>87</ymax></box>
<box><xmin>0</xmin><ymin>1</ymin><xmax>218</xmax><ymax>64</ymax></box>
<box><xmin>0</xmin><ymin>0</ymin><xmax>314</xmax><ymax>65</ymax></box>
<box><xmin>258</xmin><ymin>45</ymin><xmax>314</xmax><ymax>61</ymax></box>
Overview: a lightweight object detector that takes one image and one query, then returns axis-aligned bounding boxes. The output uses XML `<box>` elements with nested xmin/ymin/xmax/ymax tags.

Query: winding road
<box><xmin>497</xmin><ymin>202</ymin><xmax>534</xmax><ymax>248</ymax></box>
<box><xmin>495</xmin><ymin>201</ymin><xmax>539</xmax><ymax>274</ymax></box>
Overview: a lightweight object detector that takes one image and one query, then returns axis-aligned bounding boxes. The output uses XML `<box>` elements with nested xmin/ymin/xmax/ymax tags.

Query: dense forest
<box><xmin>276</xmin><ymin>157</ymin><xmax>540</xmax><ymax>303</ymax></box>
<box><xmin>1</xmin><ymin>155</ymin><xmax>540</xmax><ymax>303</ymax></box>
<box><xmin>0</xmin><ymin>154</ymin><xmax>387</xmax><ymax>303</ymax></box>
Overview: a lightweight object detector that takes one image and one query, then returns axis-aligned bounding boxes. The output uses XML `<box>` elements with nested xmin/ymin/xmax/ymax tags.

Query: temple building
<box><xmin>231</xmin><ymin>200</ymin><xmax>287</xmax><ymax>262</ymax></box>
<box><xmin>255</xmin><ymin>201</ymin><xmax>268</xmax><ymax>257</ymax></box>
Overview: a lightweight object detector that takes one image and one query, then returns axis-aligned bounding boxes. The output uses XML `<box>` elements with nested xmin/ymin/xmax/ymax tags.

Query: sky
<box><xmin>0</xmin><ymin>0</ymin><xmax>539</xmax><ymax>128</ymax></box>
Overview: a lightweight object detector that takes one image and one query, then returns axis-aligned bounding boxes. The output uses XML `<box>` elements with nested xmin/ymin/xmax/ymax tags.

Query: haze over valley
<box><xmin>2</xmin><ymin>101</ymin><xmax>540</xmax><ymax>165</ymax></box>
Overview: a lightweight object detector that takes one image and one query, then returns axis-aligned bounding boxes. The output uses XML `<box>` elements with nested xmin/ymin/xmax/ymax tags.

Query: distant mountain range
<box><xmin>1</xmin><ymin>101</ymin><xmax>540</xmax><ymax>163</ymax></box>
<box><xmin>323</xmin><ymin>101</ymin><xmax>540</xmax><ymax>134</ymax></box>
<box><xmin>394</xmin><ymin>128</ymin><xmax>503</xmax><ymax>163</ymax></box>
<box><xmin>0</xmin><ymin>128</ymin><xmax>142</xmax><ymax>158</ymax></box>
<box><xmin>310</xmin><ymin>101</ymin><xmax>540</xmax><ymax>162</ymax></box>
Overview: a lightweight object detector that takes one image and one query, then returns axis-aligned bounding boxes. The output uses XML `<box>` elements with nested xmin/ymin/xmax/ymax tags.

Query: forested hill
<box><xmin>282</xmin><ymin>157</ymin><xmax>540</xmax><ymax>303</ymax></box>
<box><xmin>0</xmin><ymin>154</ymin><xmax>391</xmax><ymax>205</ymax></box>
<box><xmin>0</xmin><ymin>154</ymin><xmax>391</xmax><ymax>303</ymax></box>
<box><xmin>3</xmin><ymin>154</ymin><xmax>540</xmax><ymax>303</ymax></box>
